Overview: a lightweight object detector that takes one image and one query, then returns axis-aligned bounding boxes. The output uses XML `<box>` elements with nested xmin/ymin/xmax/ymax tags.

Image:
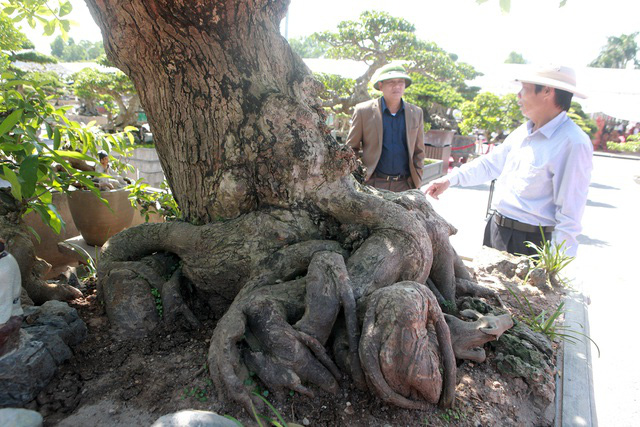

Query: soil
<box><xmin>29</xmin><ymin>262</ymin><xmax>564</xmax><ymax>427</ymax></box>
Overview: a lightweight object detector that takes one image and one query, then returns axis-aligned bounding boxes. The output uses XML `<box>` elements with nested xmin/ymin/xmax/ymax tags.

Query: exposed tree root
<box><xmin>97</xmin><ymin>177</ymin><xmax>510</xmax><ymax>412</ymax></box>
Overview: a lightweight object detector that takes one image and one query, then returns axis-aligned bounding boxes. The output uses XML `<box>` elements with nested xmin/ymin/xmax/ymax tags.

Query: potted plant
<box><xmin>422</xmin><ymin>158</ymin><xmax>444</xmax><ymax>185</ymax></box>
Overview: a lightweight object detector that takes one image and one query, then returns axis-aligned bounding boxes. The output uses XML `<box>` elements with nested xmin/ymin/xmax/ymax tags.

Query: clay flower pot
<box><xmin>67</xmin><ymin>188</ymin><xmax>134</xmax><ymax>247</ymax></box>
<box><xmin>23</xmin><ymin>191</ymin><xmax>79</xmax><ymax>268</ymax></box>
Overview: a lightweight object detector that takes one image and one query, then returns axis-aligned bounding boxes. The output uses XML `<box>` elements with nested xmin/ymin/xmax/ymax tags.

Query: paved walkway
<box><xmin>420</xmin><ymin>153</ymin><xmax>640</xmax><ymax>427</ymax></box>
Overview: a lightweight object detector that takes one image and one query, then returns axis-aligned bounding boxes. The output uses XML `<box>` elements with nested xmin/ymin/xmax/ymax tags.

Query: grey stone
<box><xmin>152</xmin><ymin>410</ymin><xmax>238</xmax><ymax>427</ymax></box>
<box><xmin>22</xmin><ymin>301</ymin><xmax>88</xmax><ymax>347</ymax></box>
<box><xmin>0</xmin><ymin>301</ymin><xmax>88</xmax><ymax>406</ymax></box>
<box><xmin>0</xmin><ymin>331</ymin><xmax>56</xmax><ymax>406</ymax></box>
<box><xmin>0</xmin><ymin>408</ymin><xmax>43</xmax><ymax>427</ymax></box>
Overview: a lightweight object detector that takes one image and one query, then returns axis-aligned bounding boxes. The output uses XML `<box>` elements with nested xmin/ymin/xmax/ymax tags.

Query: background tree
<box><xmin>0</xmin><ymin>11</ymin><xmax>32</xmax><ymax>52</ymax></box>
<box><xmin>72</xmin><ymin>67</ymin><xmax>140</xmax><ymax>129</ymax></box>
<box><xmin>0</xmin><ymin>0</ymin><xmax>137</xmax><ymax>305</ymax></box>
<box><xmin>567</xmin><ymin>102</ymin><xmax>598</xmax><ymax>137</ymax></box>
<box><xmin>505</xmin><ymin>51</ymin><xmax>526</xmax><ymax>64</ymax></box>
<box><xmin>458</xmin><ymin>92</ymin><xmax>524</xmax><ymax>140</ymax></box>
<box><xmin>589</xmin><ymin>32</ymin><xmax>639</xmax><ymax>69</ymax></box>
<box><xmin>312</xmin><ymin>11</ymin><xmax>480</xmax><ymax>117</ymax></box>
<box><xmin>288</xmin><ymin>35</ymin><xmax>328</xmax><ymax>58</ymax></box>
<box><xmin>49</xmin><ymin>35</ymin><xmax>105</xmax><ymax>61</ymax></box>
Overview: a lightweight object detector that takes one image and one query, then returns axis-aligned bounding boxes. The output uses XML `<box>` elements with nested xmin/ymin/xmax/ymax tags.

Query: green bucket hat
<box><xmin>372</xmin><ymin>64</ymin><xmax>412</xmax><ymax>90</ymax></box>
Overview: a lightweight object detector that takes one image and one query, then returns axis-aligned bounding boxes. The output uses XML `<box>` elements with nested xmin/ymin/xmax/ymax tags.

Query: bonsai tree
<box><xmin>72</xmin><ymin>67</ymin><xmax>140</xmax><ymax>130</ymax></box>
<box><xmin>311</xmin><ymin>11</ymin><xmax>480</xmax><ymax>117</ymax></box>
<box><xmin>459</xmin><ymin>92</ymin><xmax>524</xmax><ymax>141</ymax></box>
<box><xmin>57</xmin><ymin>0</ymin><xmax>520</xmax><ymax>413</ymax></box>
<box><xmin>0</xmin><ymin>1</ymin><xmax>141</xmax><ymax>304</ymax></box>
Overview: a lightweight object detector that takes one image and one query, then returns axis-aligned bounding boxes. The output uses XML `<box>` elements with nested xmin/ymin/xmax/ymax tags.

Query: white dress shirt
<box><xmin>0</xmin><ymin>251</ymin><xmax>23</xmax><ymax>324</ymax></box>
<box><xmin>447</xmin><ymin>111</ymin><xmax>593</xmax><ymax>256</ymax></box>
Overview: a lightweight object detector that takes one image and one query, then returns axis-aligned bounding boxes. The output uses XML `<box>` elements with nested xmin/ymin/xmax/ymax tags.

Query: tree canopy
<box><xmin>458</xmin><ymin>92</ymin><xmax>523</xmax><ymax>139</ymax></box>
<box><xmin>0</xmin><ymin>11</ymin><xmax>32</xmax><ymax>51</ymax></box>
<box><xmin>589</xmin><ymin>32</ymin><xmax>639</xmax><ymax>69</ymax></box>
<box><xmin>311</xmin><ymin>11</ymin><xmax>480</xmax><ymax>119</ymax></box>
<box><xmin>505</xmin><ymin>51</ymin><xmax>526</xmax><ymax>64</ymax></box>
<box><xmin>288</xmin><ymin>36</ymin><xmax>327</xmax><ymax>59</ymax></box>
<box><xmin>50</xmin><ymin>36</ymin><xmax>105</xmax><ymax>61</ymax></box>
<box><xmin>72</xmin><ymin>67</ymin><xmax>140</xmax><ymax>129</ymax></box>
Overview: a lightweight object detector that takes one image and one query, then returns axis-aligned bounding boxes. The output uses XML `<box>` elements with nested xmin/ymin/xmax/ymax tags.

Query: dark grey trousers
<box><xmin>483</xmin><ymin>213</ymin><xmax>552</xmax><ymax>256</ymax></box>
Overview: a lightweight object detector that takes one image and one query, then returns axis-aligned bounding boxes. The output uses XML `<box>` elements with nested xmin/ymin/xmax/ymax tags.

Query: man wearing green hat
<box><xmin>346</xmin><ymin>64</ymin><xmax>425</xmax><ymax>191</ymax></box>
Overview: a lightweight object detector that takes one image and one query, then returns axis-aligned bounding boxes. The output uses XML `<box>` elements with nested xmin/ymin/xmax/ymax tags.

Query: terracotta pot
<box><xmin>67</xmin><ymin>189</ymin><xmax>134</xmax><ymax>247</ymax></box>
<box><xmin>23</xmin><ymin>192</ymin><xmax>80</xmax><ymax>267</ymax></box>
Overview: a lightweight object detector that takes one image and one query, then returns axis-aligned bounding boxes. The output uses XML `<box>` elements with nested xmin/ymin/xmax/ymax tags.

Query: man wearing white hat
<box><xmin>346</xmin><ymin>64</ymin><xmax>425</xmax><ymax>191</ymax></box>
<box><xmin>426</xmin><ymin>66</ymin><xmax>592</xmax><ymax>257</ymax></box>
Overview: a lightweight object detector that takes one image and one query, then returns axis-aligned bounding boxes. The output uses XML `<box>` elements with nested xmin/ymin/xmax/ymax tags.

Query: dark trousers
<box><xmin>366</xmin><ymin>176</ymin><xmax>412</xmax><ymax>192</ymax></box>
<box><xmin>483</xmin><ymin>213</ymin><xmax>552</xmax><ymax>256</ymax></box>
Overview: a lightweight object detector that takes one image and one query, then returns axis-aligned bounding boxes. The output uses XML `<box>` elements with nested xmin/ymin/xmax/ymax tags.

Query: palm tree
<box><xmin>589</xmin><ymin>32</ymin><xmax>639</xmax><ymax>69</ymax></box>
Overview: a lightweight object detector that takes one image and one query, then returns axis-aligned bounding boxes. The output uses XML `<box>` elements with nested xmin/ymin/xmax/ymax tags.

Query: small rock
<box><xmin>344</xmin><ymin>405</ymin><xmax>354</xmax><ymax>415</ymax></box>
<box><xmin>152</xmin><ymin>410</ymin><xmax>237</xmax><ymax>427</ymax></box>
<box><xmin>302</xmin><ymin>418</ymin><xmax>310</xmax><ymax>426</ymax></box>
<box><xmin>0</xmin><ymin>408</ymin><xmax>43</xmax><ymax>427</ymax></box>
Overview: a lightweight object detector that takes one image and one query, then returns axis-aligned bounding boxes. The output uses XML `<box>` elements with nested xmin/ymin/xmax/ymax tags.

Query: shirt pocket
<box><xmin>513</xmin><ymin>163</ymin><xmax>549</xmax><ymax>199</ymax></box>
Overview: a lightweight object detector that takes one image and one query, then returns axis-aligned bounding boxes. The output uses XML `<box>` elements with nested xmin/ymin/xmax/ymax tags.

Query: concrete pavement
<box><xmin>420</xmin><ymin>153</ymin><xmax>640</xmax><ymax>427</ymax></box>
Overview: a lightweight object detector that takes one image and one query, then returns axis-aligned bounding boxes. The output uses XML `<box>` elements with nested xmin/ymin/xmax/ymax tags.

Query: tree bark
<box><xmin>86</xmin><ymin>0</ymin><xmax>353</xmax><ymax>223</ymax></box>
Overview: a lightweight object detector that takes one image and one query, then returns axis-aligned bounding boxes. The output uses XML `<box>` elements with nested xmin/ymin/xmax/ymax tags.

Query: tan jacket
<box><xmin>346</xmin><ymin>98</ymin><xmax>425</xmax><ymax>189</ymax></box>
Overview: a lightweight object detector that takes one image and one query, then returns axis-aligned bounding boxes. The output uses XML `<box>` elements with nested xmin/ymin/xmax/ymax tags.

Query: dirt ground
<box><xmin>28</xmin><ymin>261</ymin><xmax>564</xmax><ymax>427</ymax></box>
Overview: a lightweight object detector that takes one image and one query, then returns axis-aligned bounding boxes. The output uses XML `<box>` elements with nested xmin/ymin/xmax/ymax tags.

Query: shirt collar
<box><xmin>381</xmin><ymin>97</ymin><xmax>404</xmax><ymax>114</ymax></box>
<box><xmin>526</xmin><ymin>111</ymin><xmax>568</xmax><ymax>138</ymax></box>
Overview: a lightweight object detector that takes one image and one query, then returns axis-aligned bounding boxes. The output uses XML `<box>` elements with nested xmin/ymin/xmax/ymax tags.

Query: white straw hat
<box><xmin>515</xmin><ymin>65</ymin><xmax>587</xmax><ymax>99</ymax></box>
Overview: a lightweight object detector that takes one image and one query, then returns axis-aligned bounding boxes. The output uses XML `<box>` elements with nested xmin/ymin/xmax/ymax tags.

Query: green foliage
<box><xmin>404</xmin><ymin>74</ymin><xmax>466</xmax><ymax>110</ymax></box>
<box><xmin>72</xmin><ymin>67</ymin><xmax>139</xmax><ymax>128</ymax></box>
<box><xmin>49</xmin><ymin>36</ymin><xmax>105</xmax><ymax>61</ymax></box>
<box><xmin>506</xmin><ymin>287</ymin><xmax>600</xmax><ymax>356</ymax></box>
<box><xmin>150</xmin><ymin>287</ymin><xmax>163</xmax><ymax>317</ymax></box>
<box><xmin>0</xmin><ymin>11</ymin><xmax>31</xmax><ymax>51</ymax></box>
<box><xmin>437</xmin><ymin>407</ymin><xmax>466</xmax><ymax>424</ymax></box>
<box><xmin>312</xmin><ymin>10</ymin><xmax>479</xmax><ymax>113</ymax></box>
<box><xmin>523</xmin><ymin>229</ymin><xmax>575</xmax><ymax>286</ymax></box>
<box><xmin>2</xmin><ymin>0</ymin><xmax>73</xmax><ymax>40</ymax></box>
<box><xmin>589</xmin><ymin>32</ymin><xmax>639</xmax><ymax>69</ymax></box>
<box><xmin>0</xmin><ymin>59</ymin><xmax>137</xmax><ymax>233</ymax></box>
<box><xmin>607</xmin><ymin>134</ymin><xmax>640</xmax><ymax>153</ymax></box>
<box><xmin>182</xmin><ymin>375</ymin><xmax>214</xmax><ymax>403</ymax></box>
<box><xmin>22</xmin><ymin>70</ymin><xmax>64</xmax><ymax>96</ymax></box>
<box><xmin>9</xmin><ymin>50</ymin><xmax>57</xmax><ymax>64</ymax></box>
<box><xmin>127</xmin><ymin>179</ymin><xmax>180</xmax><ymax>222</ymax></box>
<box><xmin>313</xmin><ymin>71</ymin><xmax>355</xmax><ymax>113</ymax></box>
<box><xmin>315</xmin><ymin>11</ymin><xmax>417</xmax><ymax>63</ymax></box>
<box><xmin>504</xmin><ymin>51</ymin><xmax>526</xmax><ymax>64</ymax></box>
<box><xmin>567</xmin><ymin>102</ymin><xmax>597</xmax><ymax>137</ymax></box>
<box><xmin>225</xmin><ymin>391</ymin><xmax>290</xmax><ymax>427</ymax></box>
<box><xmin>459</xmin><ymin>92</ymin><xmax>524</xmax><ymax>138</ymax></box>
<box><xmin>288</xmin><ymin>35</ymin><xmax>327</xmax><ymax>58</ymax></box>
<box><xmin>62</xmin><ymin>240</ymin><xmax>98</xmax><ymax>279</ymax></box>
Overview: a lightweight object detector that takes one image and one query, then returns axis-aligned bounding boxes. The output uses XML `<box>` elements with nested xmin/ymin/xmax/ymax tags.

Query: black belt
<box><xmin>493</xmin><ymin>212</ymin><xmax>554</xmax><ymax>233</ymax></box>
<box><xmin>374</xmin><ymin>172</ymin><xmax>409</xmax><ymax>182</ymax></box>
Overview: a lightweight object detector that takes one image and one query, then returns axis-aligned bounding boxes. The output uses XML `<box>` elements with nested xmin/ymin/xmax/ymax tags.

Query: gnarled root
<box><xmin>359</xmin><ymin>282</ymin><xmax>456</xmax><ymax>409</ymax></box>
<box><xmin>208</xmin><ymin>251</ymin><xmax>360</xmax><ymax>411</ymax></box>
<box><xmin>445</xmin><ymin>309</ymin><xmax>514</xmax><ymax>362</ymax></box>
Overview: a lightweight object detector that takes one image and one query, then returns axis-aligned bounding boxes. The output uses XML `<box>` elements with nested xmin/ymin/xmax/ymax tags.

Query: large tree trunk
<box><xmin>86</xmin><ymin>0</ymin><xmax>507</xmax><ymax>413</ymax></box>
<box><xmin>87</xmin><ymin>0</ymin><xmax>351</xmax><ymax>222</ymax></box>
